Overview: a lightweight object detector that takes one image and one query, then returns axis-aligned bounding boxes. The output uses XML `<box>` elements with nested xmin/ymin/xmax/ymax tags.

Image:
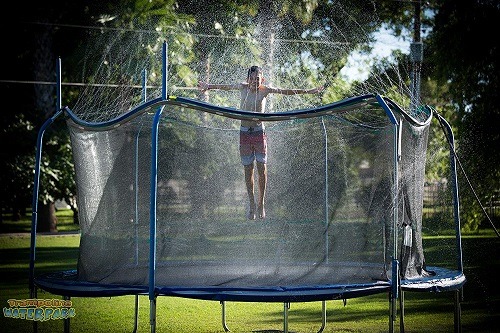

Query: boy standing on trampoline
<box><xmin>198</xmin><ymin>65</ymin><xmax>323</xmax><ymax>220</ymax></box>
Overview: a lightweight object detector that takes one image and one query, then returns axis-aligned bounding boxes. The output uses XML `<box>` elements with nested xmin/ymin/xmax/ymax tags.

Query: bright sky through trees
<box><xmin>340</xmin><ymin>27</ymin><xmax>410</xmax><ymax>82</ymax></box>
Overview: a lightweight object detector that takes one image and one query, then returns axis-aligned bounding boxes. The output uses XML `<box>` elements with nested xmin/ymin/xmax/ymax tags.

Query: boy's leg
<box><xmin>256</xmin><ymin>162</ymin><xmax>266</xmax><ymax>219</ymax></box>
<box><xmin>240</xmin><ymin>129</ymin><xmax>267</xmax><ymax>220</ymax></box>
<box><xmin>244</xmin><ymin>162</ymin><xmax>256</xmax><ymax>220</ymax></box>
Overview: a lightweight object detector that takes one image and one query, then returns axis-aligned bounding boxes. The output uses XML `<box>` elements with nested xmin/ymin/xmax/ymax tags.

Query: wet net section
<box><xmin>68</xmin><ymin>94</ymin><xmax>432</xmax><ymax>294</ymax></box>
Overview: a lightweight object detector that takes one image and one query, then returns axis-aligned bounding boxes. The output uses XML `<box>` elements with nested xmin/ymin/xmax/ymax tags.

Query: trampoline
<box><xmin>29</xmin><ymin>42</ymin><xmax>465</xmax><ymax>333</ymax></box>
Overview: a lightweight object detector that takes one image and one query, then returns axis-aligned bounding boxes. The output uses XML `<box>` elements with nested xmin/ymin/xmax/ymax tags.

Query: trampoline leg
<box><xmin>133</xmin><ymin>295</ymin><xmax>139</xmax><ymax>333</ymax></box>
<box><xmin>220</xmin><ymin>301</ymin><xmax>230</xmax><ymax>332</ymax></box>
<box><xmin>454</xmin><ymin>289</ymin><xmax>462</xmax><ymax>333</ymax></box>
<box><xmin>388</xmin><ymin>292</ymin><xmax>395</xmax><ymax>333</ymax></box>
<box><xmin>399</xmin><ymin>290</ymin><xmax>405</xmax><ymax>333</ymax></box>
<box><xmin>150</xmin><ymin>297</ymin><xmax>157</xmax><ymax>333</ymax></box>
<box><xmin>317</xmin><ymin>300</ymin><xmax>327</xmax><ymax>333</ymax></box>
<box><xmin>63</xmin><ymin>296</ymin><xmax>70</xmax><ymax>333</ymax></box>
<box><xmin>283</xmin><ymin>302</ymin><xmax>290</xmax><ymax>333</ymax></box>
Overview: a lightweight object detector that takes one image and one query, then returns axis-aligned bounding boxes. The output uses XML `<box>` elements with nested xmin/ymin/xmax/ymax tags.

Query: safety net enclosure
<box><xmin>59</xmin><ymin>87</ymin><xmax>464</xmax><ymax>294</ymax></box>
<box><xmin>30</xmin><ymin>53</ymin><xmax>465</xmax><ymax>333</ymax></box>
<box><xmin>71</xmin><ymin>93</ymin><xmax>399</xmax><ymax>293</ymax></box>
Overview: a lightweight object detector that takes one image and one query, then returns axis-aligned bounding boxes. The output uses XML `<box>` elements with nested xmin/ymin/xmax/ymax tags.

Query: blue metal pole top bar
<box><xmin>433</xmin><ymin>110</ymin><xmax>465</xmax><ymax>272</ymax></box>
<box><xmin>29</xmin><ymin>109</ymin><xmax>64</xmax><ymax>296</ymax></box>
<box><xmin>63</xmin><ymin>93</ymin><xmax>431</xmax><ymax>132</ymax></box>
<box><xmin>57</xmin><ymin>58</ymin><xmax>62</xmax><ymax>112</ymax></box>
<box><xmin>162</xmin><ymin>41</ymin><xmax>167</xmax><ymax>99</ymax></box>
<box><xmin>149</xmin><ymin>106</ymin><xmax>164</xmax><ymax>301</ymax></box>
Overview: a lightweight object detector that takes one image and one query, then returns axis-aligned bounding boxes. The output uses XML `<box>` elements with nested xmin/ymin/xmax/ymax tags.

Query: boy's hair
<box><xmin>247</xmin><ymin>65</ymin><xmax>263</xmax><ymax>78</ymax></box>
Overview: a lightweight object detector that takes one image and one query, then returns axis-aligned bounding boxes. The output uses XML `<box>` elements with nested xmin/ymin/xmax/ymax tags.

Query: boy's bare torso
<box><xmin>239</xmin><ymin>83</ymin><xmax>270</xmax><ymax>128</ymax></box>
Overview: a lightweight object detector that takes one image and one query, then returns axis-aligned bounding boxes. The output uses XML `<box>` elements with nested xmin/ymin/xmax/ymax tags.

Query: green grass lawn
<box><xmin>0</xmin><ymin>208</ymin><xmax>80</xmax><ymax>234</ymax></box>
<box><xmin>1</xmin><ymin>210</ymin><xmax>499</xmax><ymax>332</ymax></box>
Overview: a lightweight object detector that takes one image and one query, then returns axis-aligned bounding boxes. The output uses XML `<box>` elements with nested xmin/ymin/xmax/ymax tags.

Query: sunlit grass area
<box><xmin>1</xmin><ymin>208</ymin><xmax>79</xmax><ymax>234</ymax></box>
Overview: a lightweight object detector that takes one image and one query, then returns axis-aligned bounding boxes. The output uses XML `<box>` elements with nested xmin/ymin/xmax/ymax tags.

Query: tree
<box><xmin>426</xmin><ymin>0</ymin><xmax>500</xmax><ymax>230</ymax></box>
<box><xmin>0</xmin><ymin>1</ymin><xmax>84</xmax><ymax>230</ymax></box>
<box><xmin>0</xmin><ymin>0</ymin><xmax>194</xmax><ymax>231</ymax></box>
<box><xmin>344</xmin><ymin>0</ymin><xmax>499</xmax><ymax>230</ymax></box>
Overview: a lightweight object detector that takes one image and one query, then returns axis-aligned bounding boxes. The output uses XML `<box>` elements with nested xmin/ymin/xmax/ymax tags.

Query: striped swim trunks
<box><xmin>239</xmin><ymin>125</ymin><xmax>267</xmax><ymax>165</ymax></box>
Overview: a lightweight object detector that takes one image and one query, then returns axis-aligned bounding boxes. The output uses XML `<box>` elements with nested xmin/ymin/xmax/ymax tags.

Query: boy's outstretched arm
<box><xmin>269</xmin><ymin>85</ymin><xmax>325</xmax><ymax>95</ymax></box>
<box><xmin>198</xmin><ymin>81</ymin><xmax>240</xmax><ymax>91</ymax></box>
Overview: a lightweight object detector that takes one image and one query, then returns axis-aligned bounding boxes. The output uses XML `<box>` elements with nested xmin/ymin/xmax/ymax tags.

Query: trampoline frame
<box><xmin>28</xmin><ymin>42</ymin><xmax>465</xmax><ymax>333</ymax></box>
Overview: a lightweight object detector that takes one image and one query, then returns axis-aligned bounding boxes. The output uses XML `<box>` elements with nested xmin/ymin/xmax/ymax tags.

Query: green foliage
<box><xmin>425</xmin><ymin>1</ymin><xmax>500</xmax><ymax>230</ymax></box>
<box><xmin>3</xmin><ymin>0</ymin><xmax>499</xmax><ymax>235</ymax></box>
<box><xmin>2</xmin><ymin>0</ymin><xmax>371</xmax><ymax>222</ymax></box>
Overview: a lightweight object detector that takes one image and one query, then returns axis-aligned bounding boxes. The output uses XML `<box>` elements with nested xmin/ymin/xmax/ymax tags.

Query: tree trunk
<box><xmin>67</xmin><ymin>196</ymin><xmax>79</xmax><ymax>225</ymax></box>
<box><xmin>71</xmin><ymin>206</ymin><xmax>79</xmax><ymax>225</ymax></box>
<box><xmin>37</xmin><ymin>202</ymin><xmax>58</xmax><ymax>233</ymax></box>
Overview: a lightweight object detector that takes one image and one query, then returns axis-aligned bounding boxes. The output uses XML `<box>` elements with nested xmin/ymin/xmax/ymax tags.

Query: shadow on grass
<box><xmin>0</xmin><ymin>247</ymin><xmax>78</xmax><ymax>285</ymax></box>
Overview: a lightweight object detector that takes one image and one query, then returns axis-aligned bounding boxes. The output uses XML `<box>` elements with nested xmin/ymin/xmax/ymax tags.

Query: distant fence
<box><xmin>485</xmin><ymin>190</ymin><xmax>500</xmax><ymax>221</ymax></box>
<box><xmin>423</xmin><ymin>181</ymin><xmax>452</xmax><ymax>220</ymax></box>
<box><xmin>423</xmin><ymin>181</ymin><xmax>500</xmax><ymax>222</ymax></box>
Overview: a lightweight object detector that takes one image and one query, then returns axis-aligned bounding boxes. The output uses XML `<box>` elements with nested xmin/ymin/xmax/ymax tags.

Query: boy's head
<box><xmin>247</xmin><ymin>65</ymin><xmax>264</xmax><ymax>90</ymax></box>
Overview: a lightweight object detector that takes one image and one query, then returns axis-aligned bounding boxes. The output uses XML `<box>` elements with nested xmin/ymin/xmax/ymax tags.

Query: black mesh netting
<box><xmin>69</xmin><ymin>99</ymin><xmax>433</xmax><ymax>288</ymax></box>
